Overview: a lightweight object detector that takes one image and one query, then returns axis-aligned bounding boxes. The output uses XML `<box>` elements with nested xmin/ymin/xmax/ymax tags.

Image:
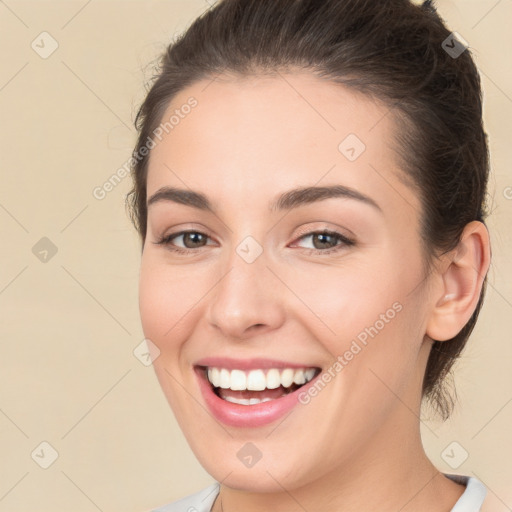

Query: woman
<box><xmin>127</xmin><ymin>0</ymin><xmax>493</xmax><ymax>510</ymax></box>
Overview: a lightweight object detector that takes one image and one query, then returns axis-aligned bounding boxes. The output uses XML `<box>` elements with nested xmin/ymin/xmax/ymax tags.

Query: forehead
<box><xmin>146</xmin><ymin>72</ymin><xmax>419</xmax><ymax>217</ymax></box>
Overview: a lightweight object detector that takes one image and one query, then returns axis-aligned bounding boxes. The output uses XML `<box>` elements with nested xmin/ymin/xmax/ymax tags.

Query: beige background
<box><xmin>0</xmin><ymin>0</ymin><xmax>510</xmax><ymax>511</ymax></box>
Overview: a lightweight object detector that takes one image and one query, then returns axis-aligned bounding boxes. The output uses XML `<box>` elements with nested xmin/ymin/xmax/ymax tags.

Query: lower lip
<box><xmin>194</xmin><ymin>367</ymin><xmax>319</xmax><ymax>428</ymax></box>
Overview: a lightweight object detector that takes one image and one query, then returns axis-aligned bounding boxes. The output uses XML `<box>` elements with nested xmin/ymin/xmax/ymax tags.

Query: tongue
<box><xmin>217</xmin><ymin>384</ymin><xmax>300</xmax><ymax>401</ymax></box>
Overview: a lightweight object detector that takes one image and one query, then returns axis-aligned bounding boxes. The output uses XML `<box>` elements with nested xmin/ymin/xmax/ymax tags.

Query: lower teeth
<box><xmin>214</xmin><ymin>383</ymin><xmax>301</xmax><ymax>405</ymax></box>
<box><xmin>223</xmin><ymin>396</ymin><xmax>274</xmax><ymax>405</ymax></box>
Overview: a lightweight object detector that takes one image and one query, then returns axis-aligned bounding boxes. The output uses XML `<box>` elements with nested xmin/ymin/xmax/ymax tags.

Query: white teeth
<box><xmin>206</xmin><ymin>366</ymin><xmax>318</xmax><ymax>391</ymax></box>
<box><xmin>293</xmin><ymin>369</ymin><xmax>306</xmax><ymax>385</ymax></box>
<box><xmin>266</xmin><ymin>368</ymin><xmax>281</xmax><ymax>389</ymax></box>
<box><xmin>208</xmin><ymin>368</ymin><xmax>220</xmax><ymax>387</ymax></box>
<box><xmin>224</xmin><ymin>396</ymin><xmax>274</xmax><ymax>405</ymax></box>
<box><xmin>280</xmin><ymin>368</ymin><xmax>294</xmax><ymax>387</ymax></box>
<box><xmin>304</xmin><ymin>368</ymin><xmax>315</xmax><ymax>382</ymax></box>
<box><xmin>247</xmin><ymin>369</ymin><xmax>266</xmax><ymax>391</ymax></box>
<box><xmin>230</xmin><ymin>369</ymin><xmax>246</xmax><ymax>391</ymax></box>
<box><xmin>219</xmin><ymin>368</ymin><xmax>230</xmax><ymax>389</ymax></box>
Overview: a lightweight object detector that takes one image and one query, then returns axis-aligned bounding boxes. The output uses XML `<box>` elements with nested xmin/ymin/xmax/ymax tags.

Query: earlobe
<box><xmin>426</xmin><ymin>221</ymin><xmax>491</xmax><ymax>342</ymax></box>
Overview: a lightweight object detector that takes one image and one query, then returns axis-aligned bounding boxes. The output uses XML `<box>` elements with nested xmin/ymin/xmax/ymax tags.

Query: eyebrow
<box><xmin>147</xmin><ymin>185</ymin><xmax>382</xmax><ymax>213</ymax></box>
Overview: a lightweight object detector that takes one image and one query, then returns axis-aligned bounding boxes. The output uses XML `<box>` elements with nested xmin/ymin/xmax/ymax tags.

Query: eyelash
<box><xmin>153</xmin><ymin>229</ymin><xmax>355</xmax><ymax>256</ymax></box>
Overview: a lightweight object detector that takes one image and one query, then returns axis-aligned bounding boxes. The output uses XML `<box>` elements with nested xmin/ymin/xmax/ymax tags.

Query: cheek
<box><xmin>138</xmin><ymin>257</ymin><xmax>203</xmax><ymax>416</ymax></box>
<box><xmin>138</xmin><ymin>256</ymin><xmax>201</xmax><ymax>349</ymax></box>
<box><xmin>284</xmin><ymin>250</ymin><xmax>425</xmax><ymax>385</ymax></box>
<box><xmin>283</xmin><ymin>257</ymin><xmax>405</xmax><ymax>340</ymax></box>
<box><xmin>138</xmin><ymin>260</ymin><xmax>168</xmax><ymax>341</ymax></box>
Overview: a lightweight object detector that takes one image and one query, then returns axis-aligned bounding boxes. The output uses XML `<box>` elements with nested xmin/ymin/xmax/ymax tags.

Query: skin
<box><xmin>138</xmin><ymin>71</ymin><xmax>491</xmax><ymax>512</ymax></box>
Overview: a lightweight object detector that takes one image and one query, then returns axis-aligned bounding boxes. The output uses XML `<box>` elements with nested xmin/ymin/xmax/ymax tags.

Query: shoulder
<box><xmin>445</xmin><ymin>474</ymin><xmax>487</xmax><ymax>511</ymax></box>
<box><xmin>150</xmin><ymin>482</ymin><xmax>220</xmax><ymax>512</ymax></box>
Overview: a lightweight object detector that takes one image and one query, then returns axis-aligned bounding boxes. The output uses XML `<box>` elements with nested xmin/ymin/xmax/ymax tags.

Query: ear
<box><xmin>426</xmin><ymin>221</ymin><xmax>491</xmax><ymax>342</ymax></box>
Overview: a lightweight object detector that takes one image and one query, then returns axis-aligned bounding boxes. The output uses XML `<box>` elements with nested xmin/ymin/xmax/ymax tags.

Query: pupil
<box><xmin>186</xmin><ymin>232</ymin><xmax>204</xmax><ymax>248</ymax></box>
<box><xmin>315</xmin><ymin>233</ymin><xmax>334</xmax><ymax>249</ymax></box>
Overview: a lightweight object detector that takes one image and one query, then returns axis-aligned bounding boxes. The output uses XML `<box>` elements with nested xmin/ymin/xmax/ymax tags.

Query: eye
<box><xmin>152</xmin><ymin>229</ymin><xmax>355</xmax><ymax>256</ymax></box>
<box><xmin>153</xmin><ymin>230</ymin><xmax>212</xmax><ymax>254</ymax></box>
<box><xmin>291</xmin><ymin>230</ymin><xmax>355</xmax><ymax>255</ymax></box>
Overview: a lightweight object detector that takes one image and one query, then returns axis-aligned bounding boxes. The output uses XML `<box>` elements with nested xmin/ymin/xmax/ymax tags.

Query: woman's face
<box><xmin>139</xmin><ymin>72</ymin><xmax>437</xmax><ymax>491</ymax></box>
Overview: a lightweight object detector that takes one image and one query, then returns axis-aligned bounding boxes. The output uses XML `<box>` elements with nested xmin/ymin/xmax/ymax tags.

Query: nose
<box><xmin>206</xmin><ymin>247</ymin><xmax>286</xmax><ymax>340</ymax></box>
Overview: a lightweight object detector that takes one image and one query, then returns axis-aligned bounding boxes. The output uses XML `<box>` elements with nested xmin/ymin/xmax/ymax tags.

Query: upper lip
<box><xmin>194</xmin><ymin>357</ymin><xmax>321</xmax><ymax>371</ymax></box>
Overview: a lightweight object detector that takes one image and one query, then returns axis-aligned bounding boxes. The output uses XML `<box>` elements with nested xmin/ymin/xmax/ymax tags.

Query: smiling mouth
<box><xmin>199</xmin><ymin>366</ymin><xmax>322</xmax><ymax>405</ymax></box>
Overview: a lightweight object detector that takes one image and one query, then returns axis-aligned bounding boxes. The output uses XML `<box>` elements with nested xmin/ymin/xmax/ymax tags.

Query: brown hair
<box><xmin>126</xmin><ymin>0</ymin><xmax>490</xmax><ymax>420</ymax></box>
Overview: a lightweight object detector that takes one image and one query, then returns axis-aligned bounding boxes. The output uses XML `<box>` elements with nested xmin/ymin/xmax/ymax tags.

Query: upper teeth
<box><xmin>206</xmin><ymin>367</ymin><xmax>317</xmax><ymax>391</ymax></box>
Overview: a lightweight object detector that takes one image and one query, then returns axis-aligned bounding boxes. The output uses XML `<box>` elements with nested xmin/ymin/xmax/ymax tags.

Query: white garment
<box><xmin>151</xmin><ymin>474</ymin><xmax>487</xmax><ymax>512</ymax></box>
